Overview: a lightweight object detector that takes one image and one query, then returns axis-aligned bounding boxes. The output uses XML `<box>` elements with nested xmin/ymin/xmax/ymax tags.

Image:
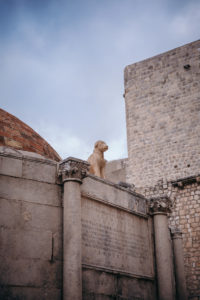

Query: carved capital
<box><xmin>149</xmin><ymin>196</ymin><xmax>172</xmax><ymax>215</ymax></box>
<box><xmin>171</xmin><ymin>227</ymin><xmax>182</xmax><ymax>239</ymax></box>
<box><xmin>59</xmin><ymin>157</ymin><xmax>90</xmax><ymax>183</ymax></box>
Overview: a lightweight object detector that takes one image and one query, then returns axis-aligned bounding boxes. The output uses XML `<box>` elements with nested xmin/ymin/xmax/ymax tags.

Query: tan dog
<box><xmin>88</xmin><ymin>140</ymin><xmax>108</xmax><ymax>178</ymax></box>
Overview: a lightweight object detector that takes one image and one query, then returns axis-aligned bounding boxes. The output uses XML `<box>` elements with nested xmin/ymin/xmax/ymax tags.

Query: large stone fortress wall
<box><xmin>124</xmin><ymin>40</ymin><xmax>200</xmax><ymax>298</ymax></box>
<box><xmin>124</xmin><ymin>40</ymin><xmax>200</xmax><ymax>187</ymax></box>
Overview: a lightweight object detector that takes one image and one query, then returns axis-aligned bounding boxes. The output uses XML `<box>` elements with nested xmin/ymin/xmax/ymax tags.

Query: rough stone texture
<box><xmin>0</xmin><ymin>148</ymin><xmax>62</xmax><ymax>299</ymax></box>
<box><xmin>82</xmin><ymin>269</ymin><xmax>156</xmax><ymax>300</ymax></box>
<box><xmin>105</xmin><ymin>158</ymin><xmax>128</xmax><ymax>183</ymax></box>
<box><xmin>139</xmin><ymin>179</ymin><xmax>200</xmax><ymax>298</ymax></box>
<box><xmin>124</xmin><ymin>39</ymin><xmax>200</xmax><ymax>187</ymax></box>
<box><xmin>0</xmin><ymin>108</ymin><xmax>61</xmax><ymax>161</ymax></box>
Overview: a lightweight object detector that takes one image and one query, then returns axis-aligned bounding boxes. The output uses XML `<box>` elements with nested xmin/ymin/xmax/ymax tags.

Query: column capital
<box><xmin>171</xmin><ymin>227</ymin><xmax>182</xmax><ymax>239</ymax></box>
<box><xmin>149</xmin><ymin>196</ymin><xmax>172</xmax><ymax>215</ymax></box>
<box><xmin>59</xmin><ymin>157</ymin><xmax>90</xmax><ymax>183</ymax></box>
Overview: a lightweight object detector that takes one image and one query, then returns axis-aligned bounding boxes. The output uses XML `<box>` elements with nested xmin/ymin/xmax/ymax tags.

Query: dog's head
<box><xmin>94</xmin><ymin>140</ymin><xmax>108</xmax><ymax>152</ymax></box>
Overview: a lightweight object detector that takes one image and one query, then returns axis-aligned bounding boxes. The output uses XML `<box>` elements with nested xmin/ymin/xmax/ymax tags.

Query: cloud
<box><xmin>0</xmin><ymin>0</ymin><xmax>199</xmax><ymax>162</ymax></box>
<box><xmin>169</xmin><ymin>1</ymin><xmax>200</xmax><ymax>39</ymax></box>
<box><xmin>34</xmin><ymin>121</ymin><xmax>127</xmax><ymax>161</ymax></box>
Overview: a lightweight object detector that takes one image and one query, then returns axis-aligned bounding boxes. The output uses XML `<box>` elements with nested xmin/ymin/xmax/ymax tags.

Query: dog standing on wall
<box><xmin>88</xmin><ymin>140</ymin><xmax>108</xmax><ymax>179</ymax></box>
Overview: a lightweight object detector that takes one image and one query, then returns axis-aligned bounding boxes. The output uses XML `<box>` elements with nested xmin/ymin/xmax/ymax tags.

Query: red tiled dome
<box><xmin>0</xmin><ymin>108</ymin><xmax>61</xmax><ymax>162</ymax></box>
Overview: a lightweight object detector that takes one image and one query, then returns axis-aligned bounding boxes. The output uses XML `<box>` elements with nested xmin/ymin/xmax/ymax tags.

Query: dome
<box><xmin>0</xmin><ymin>108</ymin><xmax>61</xmax><ymax>162</ymax></box>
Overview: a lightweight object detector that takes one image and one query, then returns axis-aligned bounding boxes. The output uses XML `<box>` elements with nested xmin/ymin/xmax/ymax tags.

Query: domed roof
<box><xmin>0</xmin><ymin>108</ymin><xmax>61</xmax><ymax>162</ymax></box>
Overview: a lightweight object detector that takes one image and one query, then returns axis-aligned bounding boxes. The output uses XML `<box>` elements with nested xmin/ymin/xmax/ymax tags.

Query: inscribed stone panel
<box><xmin>81</xmin><ymin>197</ymin><xmax>154</xmax><ymax>277</ymax></box>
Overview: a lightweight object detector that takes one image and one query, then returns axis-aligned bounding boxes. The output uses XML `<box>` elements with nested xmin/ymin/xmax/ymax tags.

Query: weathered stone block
<box><xmin>82</xmin><ymin>269</ymin><xmax>116</xmax><ymax>295</ymax></box>
<box><xmin>81</xmin><ymin>197</ymin><xmax>154</xmax><ymax>278</ymax></box>
<box><xmin>19</xmin><ymin>201</ymin><xmax>62</xmax><ymax>232</ymax></box>
<box><xmin>0</xmin><ymin>286</ymin><xmax>61</xmax><ymax>300</ymax></box>
<box><xmin>81</xmin><ymin>176</ymin><xmax>147</xmax><ymax>215</ymax></box>
<box><xmin>0</xmin><ymin>258</ymin><xmax>62</xmax><ymax>288</ymax></box>
<box><xmin>0</xmin><ymin>198</ymin><xmax>62</xmax><ymax>261</ymax></box>
<box><xmin>82</xmin><ymin>269</ymin><xmax>156</xmax><ymax>300</ymax></box>
<box><xmin>117</xmin><ymin>277</ymin><xmax>156</xmax><ymax>300</ymax></box>
<box><xmin>0</xmin><ymin>175</ymin><xmax>61</xmax><ymax>206</ymax></box>
<box><xmin>0</xmin><ymin>198</ymin><xmax>22</xmax><ymax>228</ymax></box>
<box><xmin>0</xmin><ymin>228</ymin><xmax>52</xmax><ymax>260</ymax></box>
<box><xmin>22</xmin><ymin>159</ymin><xmax>57</xmax><ymax>183</ymax></box>
<box><xmin>0</xmin><ymin>155</ymin><xmax>22</xmax><ymax>177</ymax></box>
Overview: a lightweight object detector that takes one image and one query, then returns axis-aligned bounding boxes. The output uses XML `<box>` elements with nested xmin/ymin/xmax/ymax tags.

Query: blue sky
<box><xmin>0</xmin><ymin>0</ymin><xmax>199</xmax><ymax>160</ymax></box>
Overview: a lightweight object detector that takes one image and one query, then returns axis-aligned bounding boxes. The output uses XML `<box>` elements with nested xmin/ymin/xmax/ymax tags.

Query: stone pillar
<box><xmin>171</xmin><ymin>228</ymin><xmax>188</xmax><ymax>300</ymax></box>
<box><xmin>59</xmin><ymin>157</ymin><xmax>89</xmax><ymax>300</ymax></box>
<box><xmin>150</xmin><ymin>196</ymin><xmax>175</xmax><ymax>300</ymax></box>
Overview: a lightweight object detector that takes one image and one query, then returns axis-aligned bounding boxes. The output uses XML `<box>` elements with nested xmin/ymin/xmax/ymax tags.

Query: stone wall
<box><xmin>124</xmin><ymin>39</ymin><xmax>200</xmax><ymax>187</ymax></box>
<box><xmin>0</xmin><ymin>149</ymin><xmax>157</xmax><ymax>300</ymax></box>
<box><xmin>105</xmin><ymin>158</ymin><xmax>128</xmax><ymax>183</ymax></box>
<box><xmin>138</xmin><ymin>177</ymin><xmax>200</xmax><ymax>299</ymax></box>
<box><xmin>124</xmin><ymin>40</ymin><xmax>200</xmax><ymax>298</ymax></box>
<box><xmin>0</xmin><ymin>147</ymin><xmax>62</xmax><ymax>299</ymax></box>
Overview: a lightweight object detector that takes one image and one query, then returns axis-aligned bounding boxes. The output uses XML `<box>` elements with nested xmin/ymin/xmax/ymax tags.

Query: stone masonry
<box><xmin>138</xmin><ymin>178</ymin><xmax>200</xmax><ymax>298</ymax></box>
<box><xmin>105</xmin><ymin>158</ymin><xmax>128</xmax><ymax>183</ymax></box>
<box><xmin>124</xmin><ymin>40</ymin><xmax>200</xmax><ymax>187</ymax></box>
<box><xmin>124</xmin><ymin>40</ymin><xmax>200</xmax><ymax>298</ymax></box>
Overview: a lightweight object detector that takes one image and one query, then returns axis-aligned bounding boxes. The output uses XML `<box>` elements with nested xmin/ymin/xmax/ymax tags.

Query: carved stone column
<box><xmin>149</xmin><ymin>196</ymin><xmax>175</xmax><ymax>300</ymax></box>
<box><xmin>171</xmin><ymin>228</ymin><xmax>188</xmax><ymax>300</ymax></box>
<box><xmin>59</xmin><ymin>157</ymin><xmax>89</xmax><ymax>300</ymax></box>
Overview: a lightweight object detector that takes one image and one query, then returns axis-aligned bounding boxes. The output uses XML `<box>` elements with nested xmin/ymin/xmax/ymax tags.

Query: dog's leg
<box><xmin>93</xmin><ymin>165</ymin><xmax>101</xmax><ymax>177</ymax></box>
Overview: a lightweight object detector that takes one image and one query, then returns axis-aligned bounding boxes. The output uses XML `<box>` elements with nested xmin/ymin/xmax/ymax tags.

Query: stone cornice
<box><xmin>149</xmin><ymin>196</ymin><xmax>172</xmax><ymax>215</ymax></box>
<box><xmin>86</xmin><ymin>174</ymin><xmax>145</xmax><ymax>199</ymax></box>
<box><xmin>58</xmin><ymin>157</ymin><xmax>90</xmax><ymax>183</ymax></box>
<box><xmin>171</xmin><ymin>174</ymin><xmax>200</xmax><ymax>188</ymax></box>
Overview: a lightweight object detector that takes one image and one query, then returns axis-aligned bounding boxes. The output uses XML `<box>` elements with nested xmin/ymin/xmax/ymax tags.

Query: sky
<box><xmin>0</xmin><ymin>0</ymin><xmax>199</xmax><ymax>161</ymax></box>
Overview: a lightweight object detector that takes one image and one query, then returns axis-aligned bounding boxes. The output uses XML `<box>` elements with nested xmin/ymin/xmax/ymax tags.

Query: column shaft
<box><xmin>63</xmin><ymin>180</ymin><xmax>82</xmax><ymax>300</ymax></box>
<box><xmin>172</xmin><ymin>230</ymin><xmax>188</xmax><ymax>300</ymax></box>
<box><xmin>154</xmin><ymin>213</ymin><xmax>175</xmax><ymax>300</ymax></box>
<box><xmin>59</xmin><ymin>157</ymin><xmax>89</xmax><ymax>300</ymax></box>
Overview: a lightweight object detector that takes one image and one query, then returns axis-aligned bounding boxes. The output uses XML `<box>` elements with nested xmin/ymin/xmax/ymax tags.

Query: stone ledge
<box><xmin>81</xmin><ymin>176</ymin><xmax>148</xmax><ymax>215</ymax></box>
<box><xmin>81</xmin><ymin>191</ymin><xmax>148</xmax><ymax>218</ymax></box>
<box><xmin>0</xmin><ymin>146</ymin><xmax>57</xmax><ymax>165</ymax></box>
<box><xmin>87</xmin><ymin>174</ymin><xmax>146</xmax><ymax>200</ymax></box>
<box><xmin>171</xmin><ymin>174</ymin><xmax>200</xmax><ymax>188</ymax></box>
<box><xmin>82</xmin><ymin>263</ymin><xmax>155</xmax><ymax>280</ymax></box>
